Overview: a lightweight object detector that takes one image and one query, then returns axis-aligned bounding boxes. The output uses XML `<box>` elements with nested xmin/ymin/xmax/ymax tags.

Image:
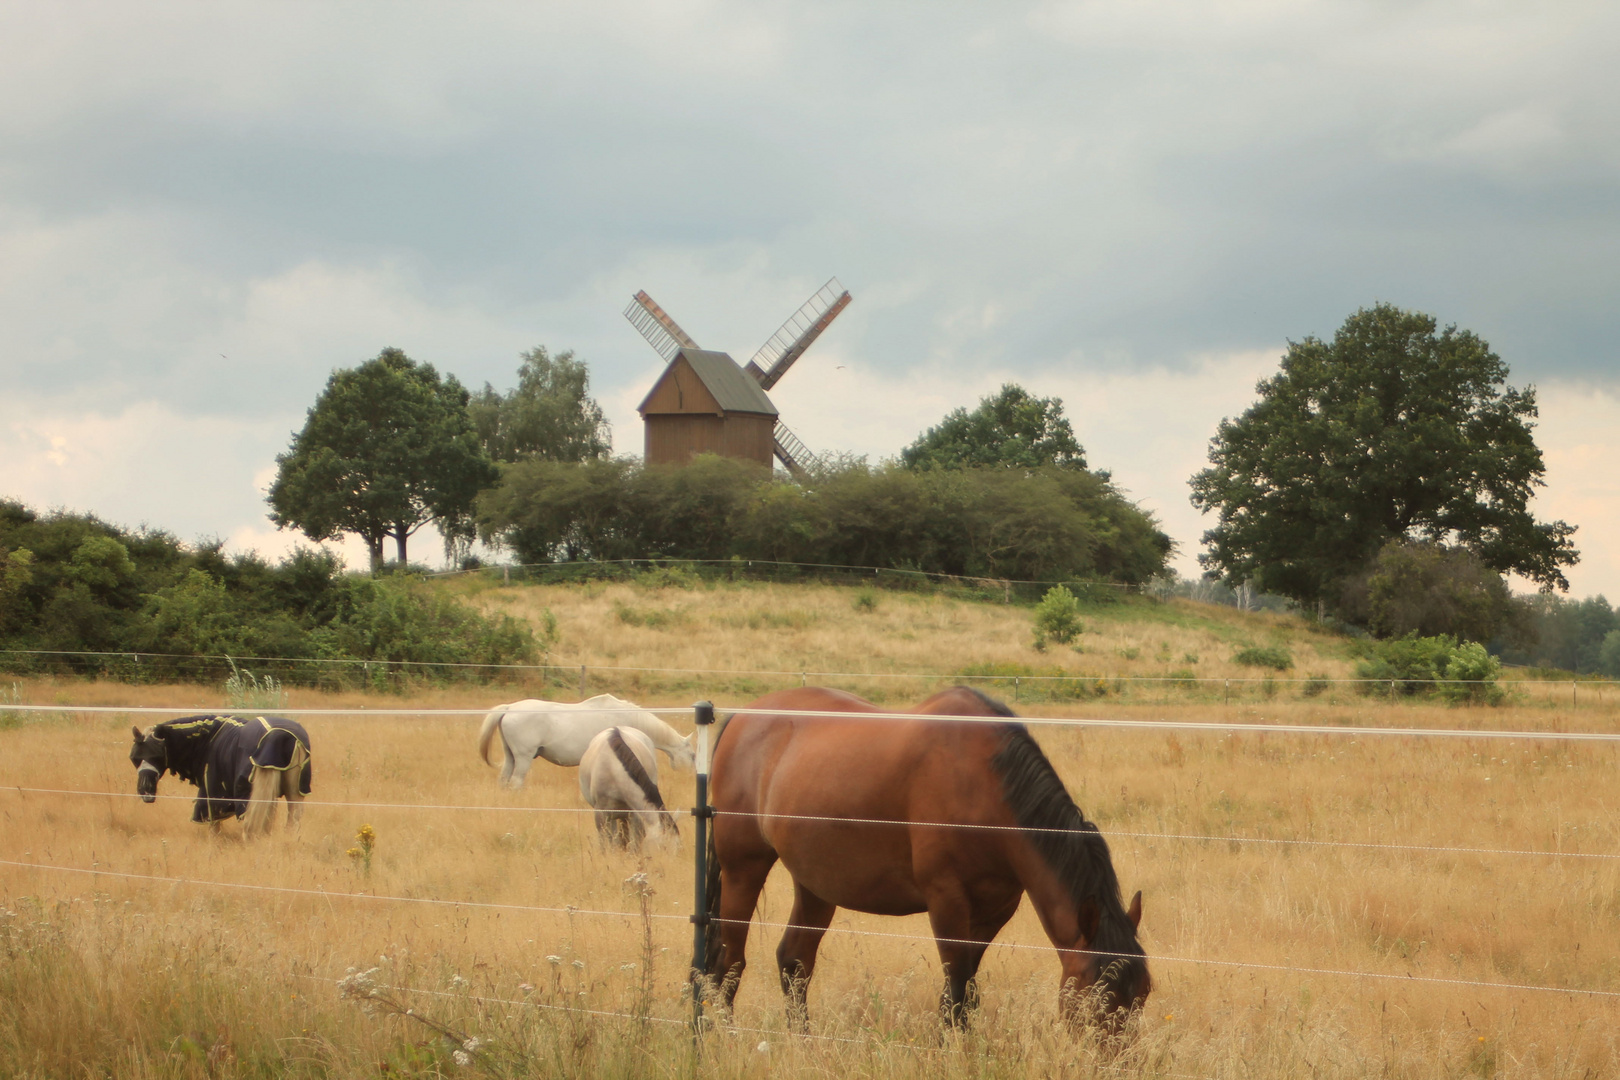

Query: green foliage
<box><xmin>1355</xmin><ymin>633</ymin><xmax>1502</xmax><ymax>703</ymax></box>
<box><xmin>478</xmin><ymin>456</ymin><xmax>1170</xmax><ymax>585</ymax></box>
<box><xmin>1495</xmin><ymin>593</ymin><xmax>1618</xmax><ymax>674</ymax></box>
<box><xmin>1190</xmin><ymin>303</ymin><xmax>1578</xmax><ymax>613</ymax></box>
<box><xmin>1598</xmin><ymin>630</ymin><xmax>1620</xmax><ymax>678</ymax></box>
<box><xmin>268</xmin><ymin>347</ymin><xmax>498</xmax><ymax>569</ymax></box>
<box><xmin>0</xmin><ymin>499</ymin><xmax>540</xmax><ymax>678</ymax></box>
<box><xmin>1435</xmin><ymin>641</ymin><xmax>1504</xmax><ymax>704</ymax></box>
<box><xmin>1339</xmin><ymin>540</ymin><xmax>1512</xmax><ymax>642</ymax></box>
<box><xmin>902</xmin><ymin>383</ymin><xmax>1086</xmax><ymax>471</ymax></box>
<box><xmin>469</xmin><ymin>345</ymin><xmax>611</xmax><ymax>464</ymax></box>
<box><xmin>1031</xmin><ymin>585</ymin><xmax>1083</xmax><ymax>650</ymax></box>
<box><xmin>224</xmin><ymin>659</ymin><xmax>288</xmax><ymax>711</ymax></box>
<box><xmin>1233</xmin><ymin>646</ymin><xmax>1293</xmax><ymax>671</ymax></box>
<box><xmin>309</xmin><ymin>576</ymin><xmax>537</xmax><ymax>666</ymax></box>
<box><xmin>1302</xmin><ymin>674</ymin><xmax>1331</xmax><ymax>697</ymax></box>
<box><xmin>852</xmin><ymin>587</ymin><xmax>879</xmax><ymax>613</ymax></box>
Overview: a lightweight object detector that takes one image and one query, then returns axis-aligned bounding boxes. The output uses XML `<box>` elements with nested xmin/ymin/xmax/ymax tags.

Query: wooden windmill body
<box><xmin>625</xmin><ymin>279</ymin><xmax>851</xmax><ymax>476</ymax></box>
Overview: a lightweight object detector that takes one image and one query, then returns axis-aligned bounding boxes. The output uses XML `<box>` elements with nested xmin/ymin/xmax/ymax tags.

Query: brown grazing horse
<box><xmin>704</xmin><ymin>686</ymin><xmax>1150</xmax><ymax>1030</ymax></box>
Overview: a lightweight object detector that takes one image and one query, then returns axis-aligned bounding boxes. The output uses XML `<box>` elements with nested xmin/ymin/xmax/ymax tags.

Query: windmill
<box><xmin>625</xmin><ymin>278</ymin><xmax>852</xmax><ymax>476</ymax></box>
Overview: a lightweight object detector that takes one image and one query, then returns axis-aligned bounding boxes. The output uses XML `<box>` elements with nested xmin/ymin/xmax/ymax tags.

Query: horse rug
<box><xmin>161</xmin><ymin>714</ymin><xmax>313</xmax><ymax>822</ymax></box>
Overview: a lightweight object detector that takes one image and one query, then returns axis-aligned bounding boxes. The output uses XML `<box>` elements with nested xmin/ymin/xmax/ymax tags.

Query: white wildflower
<box><xmin>518</xmin><ymin>983</ymin><xmax>535</xmax><ymax>993</ymax></box>
<box><xmin>546</xmin><ymin>955</ymin><xmax>563</xmax><ymax>966</ymax></box>
<box><xmin>571</xmin><ymin>959</ymin><xmax>585</xmax><ymax>970</ymax></box>
<box><xmin>452</xmin><ymin>1050</ymin><xmax>472</xmax><ymax>1067</ymax></box>
<box><xmin>449</xmin><ymin>974</ymin><xmax>470</xmax><ymax>991</ymax></box>
<box><xmin>462</xmin><ymin>1037</ymin><xmax>483</xmax><ymax>1052</ymax></box>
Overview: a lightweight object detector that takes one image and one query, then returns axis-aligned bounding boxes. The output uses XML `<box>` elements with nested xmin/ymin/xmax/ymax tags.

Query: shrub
<box><xmin>1031</xmin><ymin>585</ymin><xmax>1083</xmax><ymax>650</ymax></box>
<box><xmin>1436</xmin><ymin>641</ymin><xmax>1504</xmax><ymax>704</ymax></box>
<box><xmin>852</xmin><ymin>588</ymin><xmax>879</xmax><ymax>613</ymax></box>
<box><xmin>1302</xmin><ymin>674</ymin><xmax>1332</xmax><ymax>698</ymax></box>
<box><xmin>1355</xmin><ymin>633</ymin><xmax>1503</xmax><ymax>704</ymax></box>
<box><xmin>1233</xmin><ymin>646</ymin><xmax>1293</xmax><ymax>671</ymax></box>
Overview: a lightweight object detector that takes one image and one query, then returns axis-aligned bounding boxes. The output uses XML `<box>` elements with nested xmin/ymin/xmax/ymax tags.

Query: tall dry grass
<box><xmin>1</xmin><ymin>584</ymin><xmax>1617</xmax><ymax>1077</ymax></box>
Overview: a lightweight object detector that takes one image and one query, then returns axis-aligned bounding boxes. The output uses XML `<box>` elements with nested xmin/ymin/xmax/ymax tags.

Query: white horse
<box><xmin>579</xmin><ymin>726</ymin><xmax>679</xmax><ymax>848</ymax></box>
<box><xmin>477</xmin><ymin>694</ymin><xmax>695</xmax><ymax>790</ymax></box>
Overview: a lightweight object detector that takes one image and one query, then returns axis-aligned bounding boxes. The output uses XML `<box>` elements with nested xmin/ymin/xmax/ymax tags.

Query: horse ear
<box><xmin>132</xmin><ymin>725</ymin><xmax>143</xmax><ymax>740</ymax></box>
<box><xmin>1127</xmin><ymin>890</ymin><xmax>1143</xmax><ymax>930</ymax></box>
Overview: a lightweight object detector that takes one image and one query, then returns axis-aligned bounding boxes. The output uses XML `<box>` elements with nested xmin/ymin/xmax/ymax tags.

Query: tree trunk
<box><xmin>366</xmin><ymin>535</ymin><xmax>385</xmax><ymax>573</ymax></box>
<box><xmin>394</xmin><ymin>529</ymin><xmax>408</xmax><ymax>566</ymax></box>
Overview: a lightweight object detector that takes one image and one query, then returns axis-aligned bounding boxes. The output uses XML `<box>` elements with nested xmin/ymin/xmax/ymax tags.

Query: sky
<box><xmin>3</xmin><ymin>2</ymin><xmax>1618</xmax><ymax>598</ymax></box>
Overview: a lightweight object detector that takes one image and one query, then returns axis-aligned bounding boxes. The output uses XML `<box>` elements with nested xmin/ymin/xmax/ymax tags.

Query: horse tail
<box><xmin>702</xmin><ymin>816</ymin><xmax>724</xmax><ymax>976</ymax></box>
<box><xmin>478</xmin><ymin>705</ymin><xmax>507</xmax><ymax>767</ymax></box>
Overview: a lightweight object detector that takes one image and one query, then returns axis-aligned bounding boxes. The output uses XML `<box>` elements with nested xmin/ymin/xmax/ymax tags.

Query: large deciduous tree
<box><xmin>1189</xmin><ymin>304</ymin><xmax>1578</xmax><ymax>616</ymax></box>
<box><xmin>468</xmin><ymin>346</ymin><xmax>611</xmax><ymax>464</ymax></box>
<box><xmin>268</xmin><ymin>348</ymin><xmax>497</xmax><ymax>570</ymax></box>
<box><xmin>901</xmin><ymin>384</ymin><xmax>1086</xmax><ymax>471</ymax></box>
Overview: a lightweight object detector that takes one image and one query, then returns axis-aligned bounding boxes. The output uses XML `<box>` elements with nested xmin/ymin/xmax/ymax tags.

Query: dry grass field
<box><xmin>2</xmin><ymin>580</ymin><xmax>1617</xmax><ymax>1078</ymax></box>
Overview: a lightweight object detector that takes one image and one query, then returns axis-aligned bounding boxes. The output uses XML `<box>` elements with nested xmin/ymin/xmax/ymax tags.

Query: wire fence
<box><xmin>4</xmin><ymin>648</ymin><xmax>1617</xmax><ymax>705</ymax></box>
<box><xmin>2</xmin><ymin>699</ymin><xmax>1617</xmax><ymax>1013</ymax></box>
<box><xmin>5</xmin><ymin>858</ymin><xmax>1615</xmax><ymax>1002</ymax></box>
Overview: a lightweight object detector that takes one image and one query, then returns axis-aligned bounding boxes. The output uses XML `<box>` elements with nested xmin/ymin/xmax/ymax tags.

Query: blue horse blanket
<box><xmin>155</xmin><ymin>714</ymin><xmax>313</xmax><ymax>823</ymax></box>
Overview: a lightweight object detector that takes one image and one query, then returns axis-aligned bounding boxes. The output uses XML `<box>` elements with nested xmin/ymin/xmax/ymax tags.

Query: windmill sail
<box><xmin>772</xmin><ymin>420</ymin><xmax>825</xmax><ymax>478</ymax></box>
<box><xmin>745</xmin><ymin>278</ymin><xmax>852</xmax><ymax>390</ymax></box>
<box><xmin>624</xmin><ymin>291</ymin><xmax>701</xmax><ymax>361</ymax></box>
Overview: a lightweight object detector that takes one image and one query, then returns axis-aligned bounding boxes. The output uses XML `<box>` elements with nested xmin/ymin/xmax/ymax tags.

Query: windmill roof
<box><xmin>638</xmin><ymin>349</ymin><xmax>778</xmax><ymax>417</ymax></box>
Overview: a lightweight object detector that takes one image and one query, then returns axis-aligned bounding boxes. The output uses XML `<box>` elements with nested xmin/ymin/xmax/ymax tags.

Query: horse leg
<box><xmin>282</xmin><ymin>770</ymin><xmax>305</xmax><ymax>830</ymax></box>
<box><xmin>776</xmin><ymin>883</ymin><xmax>837</xmax><ymax>1033</ymax></box>
<box><xmin>499</xmin><ymin>739</ymin><xmax>516</xmax><ymax>788</ymax></box>
<box><xmin>712</xmin><ymin>852</ymin><xmax>775</xmax><ymax>1016</ymax></box>
<box><xmin>595</xmin><ymin>809</ymin><xmax>630</xmax><ymax>848</ymax></box>
<box><xmin>927</xmin><ymin>892</ymin><xmax>1017</xmax><ymax>1027</ymax></box>
<box><xmin>506</xmin><ymin>753</ymin><xmax>535</xmax><ymax>791</ymax></box>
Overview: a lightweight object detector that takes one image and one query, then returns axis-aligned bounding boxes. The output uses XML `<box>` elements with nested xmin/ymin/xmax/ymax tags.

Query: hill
<box><xmin>442</xmin><ymin>570</ymin><xmax>1361</xmax><ymax>705</ymax></box>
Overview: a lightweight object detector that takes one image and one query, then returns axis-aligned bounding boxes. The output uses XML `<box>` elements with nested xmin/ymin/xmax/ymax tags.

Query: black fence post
<box><xmin>689</xmin><ymin>700</ymin><xmax>716</xmax><ymax>1044</ymax></box>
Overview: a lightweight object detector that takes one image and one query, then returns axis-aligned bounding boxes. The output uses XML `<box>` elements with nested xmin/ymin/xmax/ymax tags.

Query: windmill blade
<box><xmin>624</xmin><ymin>291</ymin><xmax>701</xmax><ymax>361</ymax></box>
<box><xmin>772</xmin><ymin>420</ymin><xmax>825</xmax><ymax>478</ymax></box>
<box><xmin>746</xmin><ymin>278</ymin><xmax>852</xmax><ymax>390</ymax></box>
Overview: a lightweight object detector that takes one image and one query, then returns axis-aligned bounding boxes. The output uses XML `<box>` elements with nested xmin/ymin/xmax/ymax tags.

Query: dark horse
<box><xmin>130</xmin><ymin>714</ymin><xmax>311</xmax><ymax>837</ymax></box>
<box><xmin>704</xmin><ymin>686</ymin><xmax>1149</xmax><ymax>1031</ymax></box>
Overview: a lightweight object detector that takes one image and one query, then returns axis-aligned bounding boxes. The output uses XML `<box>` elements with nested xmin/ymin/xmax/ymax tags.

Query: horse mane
<box><xmin>607</xmin><ymin>729</ymin><xmax>667</xmax><ymax>811</ymax></box>
<box><xmin>991</xmin><ymin>724</ymin><xmax>1145</xmax><ymax>968</ymax></box>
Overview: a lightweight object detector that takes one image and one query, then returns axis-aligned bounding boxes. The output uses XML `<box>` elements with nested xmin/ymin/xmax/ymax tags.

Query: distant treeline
<box><xmin>475</xmin><ymin>456</ymin><xmax>1173</xmax><ymax>586</ymax></box>
<box><xmin>1495</xmin><ymin>593</ymin><xmax>1620</xmax><ymax>677</ymax></box>
<box><xmin>0</xmin><ymin>500</ymin><xmax>538</xmax><ymax>678</ymax></box>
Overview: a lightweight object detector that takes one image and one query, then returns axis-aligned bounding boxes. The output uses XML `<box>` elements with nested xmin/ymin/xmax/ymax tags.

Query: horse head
<box><xmin>670</xmin><ymin>730</ymin><xmax>698</xmax><ymax>771</ymax></box>
<box><xmin>1064</xmin><ymin>889</ymin><xmax>1151</xmax><ymax>1033</ymax></box>
<box><xmin>129</xmin><ymin>725</ymin><xmax>168</xmax><ymax>803</ymax></box>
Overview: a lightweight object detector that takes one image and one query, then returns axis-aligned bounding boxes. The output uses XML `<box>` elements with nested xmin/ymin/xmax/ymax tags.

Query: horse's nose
<box><xmin>140</xmin><ymin>792</ymin><xmax>156</xmax><ymax>804</ymax></box>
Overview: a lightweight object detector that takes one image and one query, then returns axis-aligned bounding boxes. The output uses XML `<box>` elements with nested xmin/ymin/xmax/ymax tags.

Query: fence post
<box><xmin>579</xmin><ymin>665</ymin><xmax>587</xmax><ymax>699</ymax></box>
<box><xmin>1389</xmin><ymin>680</ymin><xmax>1395</xmax><ymax>703</ymax></box>
<box><xmin>689</xmin><ymin>700</ymin><xmax>717</xmax><ymax>1044</ymax></box>
<box><xmin>1572</xmin><ymin>680</ymin><xmax>1577</xmax><ymax>709</ymax></box>
<box><xmin>1224</xmin><ymin>679</ymin><xmax>1229</xmax><ymax>706</ymax></box>
<box><xmin>1014</xmin><ymin>677</ymin><xmax>1020</xmax><ymax>703</ymax></box>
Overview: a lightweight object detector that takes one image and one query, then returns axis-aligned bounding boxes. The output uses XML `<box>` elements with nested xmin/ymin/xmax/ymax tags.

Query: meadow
<box><xmin>1</xmin><ymin>578</ymin><xmax>1616</xmax><ymax>1078</ymax></box>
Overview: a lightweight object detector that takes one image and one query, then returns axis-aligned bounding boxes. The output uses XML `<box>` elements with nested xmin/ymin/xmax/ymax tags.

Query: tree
<box><xmin>469</xmin><ymin>346</ymin><xmax>611</xmax><ymax>464</ymax></box>
<box><xmin>268</xmin><ymin>348</ymin><xmax>498</xmax><ymax>569</ymax></box>
<box><xmin>1189</xmin><ymin>304</ymin><xmax>1578</xmax><ymax>614</ymax></box>
<box><xmin>1337</xmin><ymin>540</ymin><xmax>1513</xmax><ymax>642</ymax></box>
<box><xmin>901</xmin><ymin>384</ymin><xmax>1086</xmax><ymax>471</ymax></box>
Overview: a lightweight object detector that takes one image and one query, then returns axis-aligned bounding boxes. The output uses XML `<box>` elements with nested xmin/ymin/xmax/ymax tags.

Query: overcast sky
<box><xmin>4</xmin><ymin>2</ymin><xmax>1617</xmax><ymax>598</ymax></box>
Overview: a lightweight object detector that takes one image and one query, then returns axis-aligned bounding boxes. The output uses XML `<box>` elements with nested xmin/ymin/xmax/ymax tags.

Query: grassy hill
<box><xmin>444</xmin><ymin>571</ymin><xmax>1361</xmax><ymax>705</ymax></box>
